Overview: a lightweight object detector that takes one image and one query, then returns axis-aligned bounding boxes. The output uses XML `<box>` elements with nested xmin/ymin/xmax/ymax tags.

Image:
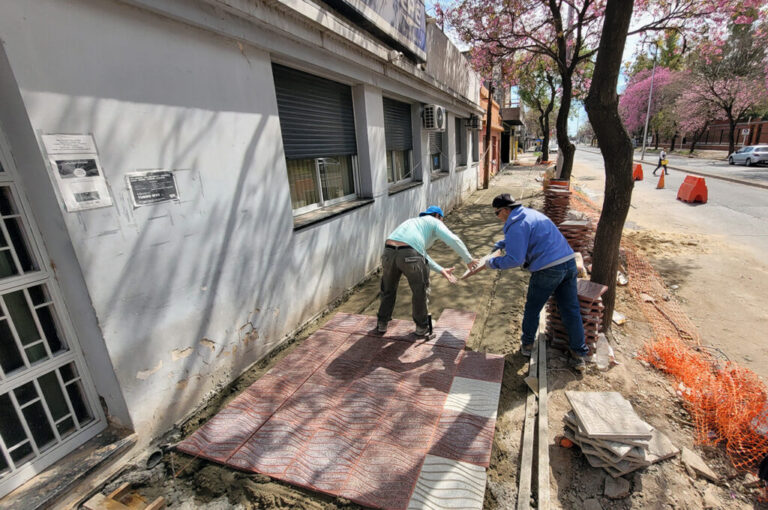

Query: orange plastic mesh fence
<box><xmin>569</xmin><ymin>189</ymin><xmax>768</xmax><ymax>484</ymax></box>
<box><xmin>639</xmin><ymin>338</ymin><xmax>768</xmax><ymax>473</ymax></box>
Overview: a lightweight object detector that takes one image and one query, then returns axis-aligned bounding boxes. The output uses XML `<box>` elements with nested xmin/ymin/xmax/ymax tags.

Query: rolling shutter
<box><xmin>429</xmin><ymin>132</ymin><xmax>443</xmax><ymax>154</ymax></box>
<box><xmin>383</xmin><ymin>98</ymin><xmax>412</xmax><ymax>151</ymax></box>
<box><xmin>272</xmin><ymin>64</ymin><xmax>357</xmax><ymax>159</ymax></box>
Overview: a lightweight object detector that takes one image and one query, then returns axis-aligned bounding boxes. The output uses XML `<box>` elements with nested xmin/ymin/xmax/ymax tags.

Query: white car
<box><xmin>728</xmin><ymin>145</ymin><xmax>768</xmax><ymax>166</ymax></box>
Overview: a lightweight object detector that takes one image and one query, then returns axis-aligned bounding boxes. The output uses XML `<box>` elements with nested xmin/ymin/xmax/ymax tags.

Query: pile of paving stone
<box><xmin>563</xmin><ymin>391</ymin><xmax>679</xmax><ymax>478</ymax></box>
<box><xmin>558</xmin><ymin>219</ymin><xmax>593</xmax><ymax>266</ymax></box>
<box><xmin>543</xmin><ymin>184</ymin><xmax>571</xmax><ymax>226</ymax></box>
<box><xmin>546</xmin><ymin>279</ymin><xmax>608</xmax><ymax>355</ymax></box>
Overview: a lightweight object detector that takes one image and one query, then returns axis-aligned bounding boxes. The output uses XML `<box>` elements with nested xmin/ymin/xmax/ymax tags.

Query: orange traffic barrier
<box><xmin>677</xmin><ymin>175</ymin><xmax>708</xmax><ymax>204</ymax></box>
<box><xmin>656</xmin><ymin>172</ymin><xmax>665</xmax><ymax>189</ymax></box>
<box><xmin>633</xmin><ymin>163</ymin><xmax>643</xmax><ymax>181</ymax></box>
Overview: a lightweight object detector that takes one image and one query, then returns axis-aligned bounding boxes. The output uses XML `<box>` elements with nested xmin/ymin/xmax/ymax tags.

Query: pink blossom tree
<box><xmin>517</xmin><ymin>55</ymin><xmax>560</xmax><ymax>161</ymax></box>
<box><xmin>440</xmin><ymin>0</ymin><xmax>767</xmax><ymax>325</ymax></box>
<box><xmin>437</xmin><ymin>0</ymin><xmax>603</xmax><ymax>181</ymax></box>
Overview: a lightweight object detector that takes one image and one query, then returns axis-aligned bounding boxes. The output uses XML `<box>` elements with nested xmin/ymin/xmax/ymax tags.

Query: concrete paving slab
<box><xmin>444</xmin><ymin>377</ymin><xmax>501</xmax><ymax>420</ymax></box>
<box><xmin>566</xmin><ymin>391</ymin><xmax>653</xmax><ymax>440</ymax></box>
<box><xmin>407</xmin><ymin>455</ymin><xmax>487</xmax><ymax>510</ymax></box>
<box><xmin>564</xmin><ymin>412</ymin><xmax>649</xmax><ymax>449</ymax></box>
<box><xmin>681</xmin><ymin>447</ymin><xmax>719</xmax><ymax>481</ymax></box>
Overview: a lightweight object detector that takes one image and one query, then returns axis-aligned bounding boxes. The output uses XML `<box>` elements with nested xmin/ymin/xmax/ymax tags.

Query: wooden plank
<box><xmin>537</xmin><ymin>337</ymin><xmax>550</xmax><ymax>510</ymax></box>
<box><xmin>516</xmin><ymin>338</ymin><xmax>539</xmax><ymax>510</ymax></box>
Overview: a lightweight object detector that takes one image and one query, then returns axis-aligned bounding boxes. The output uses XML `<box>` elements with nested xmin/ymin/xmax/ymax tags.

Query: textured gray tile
<box><xmin>566</xmin><ymin>391</ymin><xmax>653</xmax><ymax>440</ymax></box>
<box><xmin>407</xmin><ymin>455</ymin><xmax>487</xmax><ymax>510</ymax></box>
<box><xmin>443</xmin><ymin>377</ymin><xmax>500</xmax><ymax>420</ymax></box>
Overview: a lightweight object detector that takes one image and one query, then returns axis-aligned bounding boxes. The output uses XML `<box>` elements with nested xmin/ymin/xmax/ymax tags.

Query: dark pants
<box><xmin>521</xmin><ymin>259</ymin><xmax>589</xmax><ymax>357</ymax></box>
<box><xmin>653</xmin><ymin>160</ymin><xmax>668</xmax><ymax>175</ymax></box>
<box><xmin>377</xmin><ymin>246</ymin><xmax>430</xmax><ymax>328</ymax></box>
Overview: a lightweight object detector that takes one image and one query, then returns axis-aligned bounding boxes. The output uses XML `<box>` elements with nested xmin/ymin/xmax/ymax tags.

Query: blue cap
<box><xmin>419</xmin><ymin>205</ymin><xmax>444</xmax><ymax>218</ymax></box>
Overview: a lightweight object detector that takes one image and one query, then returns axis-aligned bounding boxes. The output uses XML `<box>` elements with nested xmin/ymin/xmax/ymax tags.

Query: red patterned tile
<box><xmin>309</xmin><ymin>355</ymin><xmax>368</xmax><ymax>387</ymax></box>
<box><xmin>336</xmin><ymin>334</ymin><xmax>387</xmax><ymax>363</ymax></box>
<box><xmin>428</xmin><ymin>410</ymin><xmax>496</xmax><ymax>467</ymax></box>
<box><xmin>429</xmin><ymin>328</ymin><xmax>468</xmax><ymax>350</ymax></box>
<box><xmin>320</xmin><ymin>312</ymin><xmax>369</xmax><ymax>333</ymax></box>
<box><xmin>370</xmin><ymin>405</ymin><xmax>440</xmax><ymax>451</ymax></box>
<box><xmin>340</xmin><ymin>442</ymin><xmax>425</xmax><ymax>510</ymax></box>
<box><xmin>282</xmin><ymin>427</ymin><xmax>365</xmax><ymax>492</ymax></box>
<box><xmin>434</xmin><ymin>309</ymin><xmax>476</xmax><ymax>333</ymax></box>
<box><xmin>455</xmin><ymin>351</ymin><xmax>505</xmax><ymax>383</ymax></box>
<box><xmin>346</xmin><ymin>365</ymin><xmax>403</xmax><ymax>398</ymax></box>
<box><xmin>228</xmin><ymin>418</ymin><xmax>313</xmax><ymax>476</ymax></box>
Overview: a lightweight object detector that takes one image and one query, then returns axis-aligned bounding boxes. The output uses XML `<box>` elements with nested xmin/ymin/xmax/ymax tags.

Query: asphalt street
<box><xmin>574</xmin><ymin>147</ymin><xmax>768</xmax><ymax>258</ymax></box>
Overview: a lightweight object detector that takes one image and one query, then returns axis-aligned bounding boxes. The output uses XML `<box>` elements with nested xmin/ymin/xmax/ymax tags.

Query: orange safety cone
<box><xmin>656</xmin><ymin>172</ymin><xmax>665</xmax><ymax>189</ymax></box>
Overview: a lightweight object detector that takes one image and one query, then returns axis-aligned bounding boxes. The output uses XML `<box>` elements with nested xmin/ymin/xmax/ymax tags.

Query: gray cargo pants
<box><xmin>377</xmin><ymin>245</ymin><xmax>430</xmax><ymax>329</ymax></box>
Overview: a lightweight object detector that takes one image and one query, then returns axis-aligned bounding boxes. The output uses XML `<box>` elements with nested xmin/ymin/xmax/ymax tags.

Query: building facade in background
<box><xmin>0</xmin><ymin>0</ymin><xmax>483</xmax><ymax>497</ymax></box>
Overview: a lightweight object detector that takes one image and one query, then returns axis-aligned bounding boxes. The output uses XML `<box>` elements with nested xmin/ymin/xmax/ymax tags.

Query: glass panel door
<box><xmin>0</xmin><ymin>137</ymin><xmax>105</xmax><ymax>498</ymax></box>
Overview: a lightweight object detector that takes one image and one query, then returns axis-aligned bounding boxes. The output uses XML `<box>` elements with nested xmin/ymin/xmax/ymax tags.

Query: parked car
<box><xmin>728</xmin><ymin>145</ymin><xmax>768</xmax><ymax>166</ymax></box>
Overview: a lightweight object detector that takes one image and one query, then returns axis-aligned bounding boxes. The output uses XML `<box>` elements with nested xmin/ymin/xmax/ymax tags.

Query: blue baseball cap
<box><xmin>419</xmin><ymin>205</ymin><xmax>444</xmax><ymax>218</ymax></box>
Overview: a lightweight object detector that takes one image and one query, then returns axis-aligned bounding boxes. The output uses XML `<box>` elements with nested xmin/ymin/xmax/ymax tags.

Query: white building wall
<box><xmin>0</xmin><ymin>0</ymin><xmax>482</xmax><ymax>441</ymax></box>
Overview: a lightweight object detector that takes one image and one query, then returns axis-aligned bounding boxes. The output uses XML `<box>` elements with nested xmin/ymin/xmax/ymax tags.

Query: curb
<box><xmin>579</xmin><ymin>148</ymin><xmax>768</xmax><ymax>191</ymax></box>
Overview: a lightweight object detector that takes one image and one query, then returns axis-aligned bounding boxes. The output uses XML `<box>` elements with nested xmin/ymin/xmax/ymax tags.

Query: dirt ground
<box><xmin>91</xmin><ymin>161</ymin><xmax>767</xmax><ymax>509</ymax></box>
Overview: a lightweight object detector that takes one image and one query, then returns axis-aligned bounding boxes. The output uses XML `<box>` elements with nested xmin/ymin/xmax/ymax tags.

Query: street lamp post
<box><xmin>640</xmin><ymin>42</ymin><xmax>659</xmax><ymax>161</ymax></box>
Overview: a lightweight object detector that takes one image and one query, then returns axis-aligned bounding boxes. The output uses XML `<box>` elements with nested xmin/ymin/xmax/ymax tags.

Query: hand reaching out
<box><xmin>441</xmin><ymin>267</ymin><xmax>458</xmax><ymax>284</ymax></box>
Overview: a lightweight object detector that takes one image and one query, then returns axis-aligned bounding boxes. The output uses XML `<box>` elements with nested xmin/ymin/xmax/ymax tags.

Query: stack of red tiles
<box><xmin>546</xmin><ymin>279</ymin><xmax>608</xmax><ymax>356</ymax></box>
<box><xmin>557</xmin><ymin>219</ymin><xmax>594</xmax><ymax>266</ymax></box>
<box><xmin>544</xmin><ymin>184</ymin><xmax>571</xmax><ymax>226</ymax></box>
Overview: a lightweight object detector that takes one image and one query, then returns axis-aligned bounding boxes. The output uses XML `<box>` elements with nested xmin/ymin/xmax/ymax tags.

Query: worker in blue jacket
<box><xmin>470</xmin><ymin>193</ymin><xmax>589</xmax><ymax>370</ymax></box>
<box><xmin>377</xmin><ymin>205</ymin><xmax>478</xmax><ymax>337</ymax></box>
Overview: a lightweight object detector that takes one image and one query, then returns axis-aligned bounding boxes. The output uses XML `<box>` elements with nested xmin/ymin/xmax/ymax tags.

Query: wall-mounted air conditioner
<box><xmin>422</xmin><ymin>104</ymin><xmax>446</xmax><ymax>131</ymax></box>
<box><xmin>467</xmin><ymin>115</ymin><xmax>481</xmax><ymax>130</ymax></box>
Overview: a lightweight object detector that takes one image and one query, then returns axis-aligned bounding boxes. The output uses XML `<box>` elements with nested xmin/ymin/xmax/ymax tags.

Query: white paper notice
<box><xmin>43</xmin><ymin>134</ymin><xmax>112</xmax><ymax>212</ymax></box>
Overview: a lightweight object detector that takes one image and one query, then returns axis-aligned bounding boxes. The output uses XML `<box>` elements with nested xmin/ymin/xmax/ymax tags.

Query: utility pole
<box><xmin>482</xmin><ymin>79</ymin><xmax>494</xmax><ymax>189</ymax></box>
<box><xmin>640</xmin><ymin>42</ymin><xmax>659</xmax><ymax>161</ymax></box>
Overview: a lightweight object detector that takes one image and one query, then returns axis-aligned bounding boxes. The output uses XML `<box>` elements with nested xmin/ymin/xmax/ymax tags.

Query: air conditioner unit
<box><xmin>423</xmin><ymin>104</ymin><xmax>446</xmax><ymax>131</ymax></box>
<box><xmin>467</xmin><ymin>115</ymin><xmax>481</xmax><ymax>130</ymax></box>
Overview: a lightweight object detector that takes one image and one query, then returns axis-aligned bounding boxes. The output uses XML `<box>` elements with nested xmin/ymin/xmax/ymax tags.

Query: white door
<box><xmin>0</xmin><ymin>133</ymin><xmax>106</xmax><ymax>497</ymax></box>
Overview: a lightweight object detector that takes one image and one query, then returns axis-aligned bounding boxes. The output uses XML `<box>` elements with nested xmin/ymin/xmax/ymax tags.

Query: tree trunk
<box><xmin>540</xmin><ymin>114</ymin><xmax>550</xmax><ymax>162</ymax></box>
<box><xmin>727</xmin><ymin>113</ymin><xmax>736</xmax><ymax>155</ymax></box>
<box><xmin>670</xmin><ymin>133</ymin><xmax>677</xmax><ymax>152</ymax></box>
<box><xmin>584</xmin><ymin>0</ymin><xmax>635</xmax><ymax>331</ymax></box>
<box><xmin>557</xmin><ymin>75</ymin><xmax>576</xmax><ymax>180</ymax></box>
<box><xmin>653</xmin><ymin>130</ymin><xmax>659</xmax><ymax>150</ymax></box>
<box><xmin>689</xmin><ymin>125</ymin><xmax>707</xmax><ymax>154</ymax></box>
<box><xmin>483</xmin><ymin>83</ymin><xmax>494</xmax><ymax>189</ymax></box>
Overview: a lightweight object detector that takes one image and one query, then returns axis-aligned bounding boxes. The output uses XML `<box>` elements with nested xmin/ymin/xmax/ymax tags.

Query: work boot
<box><xmin>414</xmin><ymin>325</ymin><xmax>430</xmax><ymax>337</ymax></box>
<box><xmin>569</xmin><ymin>355</ymin><xmax>587</xmax><ymax>372</ymax></box>
<box><xmin>520</xmin><ymin>344</ymin><xmax>533</xmax><ymax>357</ymax></box>
<box><xmin>377</xmin><ymin>320</ymin><xmax>388</xmax><ymax>334</ymax></box>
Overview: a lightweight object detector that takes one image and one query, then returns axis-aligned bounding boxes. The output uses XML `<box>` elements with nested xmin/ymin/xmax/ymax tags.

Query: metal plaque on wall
<box><xmin>127</xmin><ymin>170</ymin><xmax>179</xmax><ymax>207</ymax></box>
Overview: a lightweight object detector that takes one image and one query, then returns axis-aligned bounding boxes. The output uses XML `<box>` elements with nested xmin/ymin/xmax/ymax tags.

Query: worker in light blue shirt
<box><xmin>377</xmin><ymin>205</ymin><xmax>477</xmax><ymax>337</ymax></box>
<box><xmin>469</xmin><ymin>193</ymin><xmax>589</xmax><ymax>370</ymax></box>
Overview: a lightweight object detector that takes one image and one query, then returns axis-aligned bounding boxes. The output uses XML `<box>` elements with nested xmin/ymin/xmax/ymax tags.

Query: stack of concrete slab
<box><xmin>558</xmin><ymin>219</ymin><xmax>593</xmax><ymax>266</ymax></box>
<box><xmin>544</xmin><ymin>186</ymin><xmax>571</xmax><ymax>226</ymax></box>
<box><xmin>546</xmin><ymin>279</ymin><xmax>608</xmax><ymax>355</ymax></box>
<box><xmin>564</xmin><ymin>391</ymin><xmax>679</xmax><ymax>478</ymax></box>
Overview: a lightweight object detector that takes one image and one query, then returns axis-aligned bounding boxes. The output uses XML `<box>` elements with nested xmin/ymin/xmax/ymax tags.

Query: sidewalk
<box><xmin>580</xmin><ymin>146</ymin><xmax>768</xmax><ymax>190</ymax></box>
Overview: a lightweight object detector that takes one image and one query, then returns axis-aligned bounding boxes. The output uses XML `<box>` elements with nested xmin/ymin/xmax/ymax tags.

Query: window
<box><xmin>455</xmin><ymin>118</ymin><xmax>467</xmax><ymax>167</ymax></box>
<box><xmin>383</xmin><ymin>98</ymin><xmax>413</xmax><ymax>184</ymax></box>
<box><xmin>429</xmin><ymin>132</ymin><xmax>444</xmax><ymax>173</ymax></box>
<box><xmin>272</xmin><ymin>64</ymin><xmax>359</xmax><ymax>215</ymax></box>
<box><xmin>285</xmin><ymin>157</ymin><xmax>356</xmax><ymax>213</ymax></box>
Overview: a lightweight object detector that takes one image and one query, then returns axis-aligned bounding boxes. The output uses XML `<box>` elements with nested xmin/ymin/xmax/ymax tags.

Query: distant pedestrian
<box><xmin>467</xmin><ymin>194</ymin><xmax>589</xmax><ymax>370</ymax></box>
<box><xmin>377</xmin><ymin>206</ymin><xmax>478</xmax><ymax>337</ymax></box>
<box><xmin>653</xmin><ymin>149</ymin><xmax>669</xmax><ymax>176</ymax></box>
